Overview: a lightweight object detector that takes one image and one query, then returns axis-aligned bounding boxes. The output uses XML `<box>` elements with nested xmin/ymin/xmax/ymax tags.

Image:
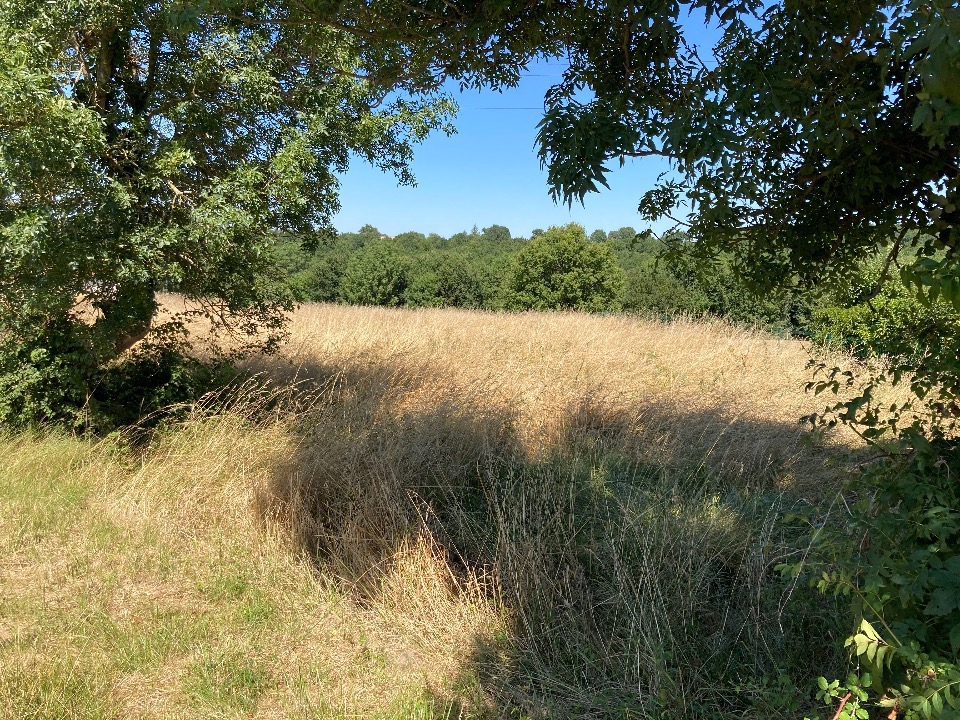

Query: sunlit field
<box><xmin>0</xmin><ymin>304</ymin><xmax>871</xmax><ymax>719</ymax></box>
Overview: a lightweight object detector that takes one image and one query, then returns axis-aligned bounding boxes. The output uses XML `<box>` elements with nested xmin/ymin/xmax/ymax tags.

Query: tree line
<box><xmin>275</xmin><ymin>222</ymin><xmax>797</xmax><ymax>319</ymax></box>
<box><xmin>274</xmin><ymin>223</ymin><xmax>960</xmax><ymax>359</ymax></box>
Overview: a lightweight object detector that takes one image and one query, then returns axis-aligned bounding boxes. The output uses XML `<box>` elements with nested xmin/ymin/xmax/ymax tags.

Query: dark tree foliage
<box><xmin>405</xmin><ymin>252</ymin><xmax>487</xmax><ymax>308</ymax></box>
<box><xmin>0</xmin><ymin>0</ymin><xmax>453</xmax><ymax>428</ymax></box>
<box><xmin>339</xmin><ymin>241</ymin><xmax>409</xmax><ymax>306</ymax></box>
<box><xmin>479</xmin><ymin>224</ymin><xmax>512</xmax><ymax>243</ymax></box>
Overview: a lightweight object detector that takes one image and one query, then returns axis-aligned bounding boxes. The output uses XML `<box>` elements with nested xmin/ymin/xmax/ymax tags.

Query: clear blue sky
<box><xmin>333</xmin><ymin>12</ymin><xmax>721</xmax><ymax>239</ymax></box>
<box><xmin>333</xmin><ymin>69</ymin><xmax>671</xmax><ymax>239</ymax></box>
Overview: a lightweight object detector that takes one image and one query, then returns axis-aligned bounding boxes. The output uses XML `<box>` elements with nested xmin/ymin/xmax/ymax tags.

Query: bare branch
<box><xmin>165</xmin><ymin>180</ymin><xmax>193</xmax><ymax>206</ymax></box>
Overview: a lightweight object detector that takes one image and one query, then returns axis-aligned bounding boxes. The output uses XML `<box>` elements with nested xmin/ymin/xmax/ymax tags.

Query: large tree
<box><xmin>505</xmin><ymin>223</ymin><xmax>625</xmax><ymax>312</ymax></box>
<box><xmin>0</xmin><ymin>0</ymin><xmax>453</xmax><ymax>425</ymax></box>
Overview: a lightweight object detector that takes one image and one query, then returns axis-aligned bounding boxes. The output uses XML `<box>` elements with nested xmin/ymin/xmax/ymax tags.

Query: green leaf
<box><xmin>926</xmin><ymin>588</ymin><xmax>959</xmax><ymax>616</ymax></box>
<box><xmin>950</xmin><ymin>623</ymin><xmax>960</xmax><ymax>654</ymax></box>
<box><xmin>860</xmin><ymin>620</ymin><xmax>882</xmax><ymax>642</ymax></box>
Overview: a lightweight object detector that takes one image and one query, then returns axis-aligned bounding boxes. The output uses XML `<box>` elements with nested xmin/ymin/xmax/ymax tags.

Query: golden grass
<box><xmin>1</xmin><ymin>303</ymin><xmax>876</xmax><ymax>718</ymax></box>
<box><xmin>0</xmin><ymin>416</ymin><xmax>499</xmax><ymax>719</ymax></box>
<box><xmin>253</xmin><ymin>303</ymin><xmax>866</xmax><ymax>488</ymax></box>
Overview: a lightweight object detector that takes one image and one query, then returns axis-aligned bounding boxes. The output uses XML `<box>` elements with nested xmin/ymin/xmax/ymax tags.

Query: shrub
<box><xmin>339</xmin><ymin>242</ymin><xmax>409</xmax><ymax>306</ymax></box>
<box><xmin>405</xmin><ymin>253</ymin><xmax>487</xmax><ymax>309</ymax></box>
<box><xmin>504</xmin><ymin>223</ymin><xmax>625</xmax><ymax>312</ymax></box>
<box><xmin>809</xmin><ymin>279</ymin><xmax>960</xmax><ymax>359</ymax></box>
<box><xmin>0</xmin><ymin>318</ymin><xmax>97</xmax><ymax>429</ymax></box>
<box><xmin>623</xmin><ymin>266</ymin><xmax>710</xmax><ymax>316</ymax></box>
<box><xmin>290</xmin><ymin>251</ymin><xmax>348</xmax><ymax>303</ymax></box>
<box><xmin>0</xmin><ymin>325</ymin><xmax>236</xmax><ymax>432</ymax></box>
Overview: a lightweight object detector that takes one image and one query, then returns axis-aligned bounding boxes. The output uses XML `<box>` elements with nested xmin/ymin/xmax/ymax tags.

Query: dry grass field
<box><xmin>266</xmin><ymin>304</ymin><xmax>862</xmax><ymax>484</ymax></box>
<box><xmin>0</xmin><ymin>304</ymin><xmax>870</xmax><ymax>719</ymax></box>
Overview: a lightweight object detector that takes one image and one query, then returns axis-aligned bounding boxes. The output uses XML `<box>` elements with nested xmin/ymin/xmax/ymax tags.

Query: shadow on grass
<box><xmin>247</xmin><ymin>353</ymin><xmax>860</xmax><ymax>719</ymax></box>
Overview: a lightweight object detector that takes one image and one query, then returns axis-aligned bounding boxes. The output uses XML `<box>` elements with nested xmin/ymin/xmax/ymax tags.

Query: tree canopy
<box><xmin>302</xmin><ymin>0</ymin><xmax>957</xmax><ymax>292</ymax></box>
<box><xmin>505</xmin><ymin>223</ymin><xmax>625</xmax><ymax>312</ymax></box>
<box><xmin>0</xmin><ymin>0</ymin><xmax>453</xmax><ymax>426</ymax></box>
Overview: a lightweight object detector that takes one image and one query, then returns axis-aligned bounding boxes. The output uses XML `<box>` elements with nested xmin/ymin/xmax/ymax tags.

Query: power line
<box><xmin>464</xmin><ymin>107</ymin><xmax>545</xmax><ymax>110</ymax></box>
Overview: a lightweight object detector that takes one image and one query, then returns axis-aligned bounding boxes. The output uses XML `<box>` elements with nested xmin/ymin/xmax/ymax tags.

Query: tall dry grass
<box><xmin>255</xmin><ymin>304</ymin><xmax>863</xmax><ymax>484</ymax></box>
<box><xmin>2</xmin><ymin>303</ymin><xmax>871</xmax><ymax>718</ymax></box>
<box><xmin>240</xmin><ymin>304</ymin><xmax>864</xmax><ymax>717</ymax></box>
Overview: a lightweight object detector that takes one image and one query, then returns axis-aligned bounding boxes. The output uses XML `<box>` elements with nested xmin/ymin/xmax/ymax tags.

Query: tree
<box><xmin>393</xmin><ymin>231</ymin><xmax>429</xmax><ymax>251</ymax></box>
<box><xmin>623</xmin><ymin>265</ymin><xmax>707</xmax><ymax>317</ymax></box>
<box><xmin>405</xmin><ymin>252</ymin><xmax>486</xmax><ymax>308</ymax></box>
<box><xmin>433</xmin><ymin>253</ymin><xmax>486</xmax><ymax>308</ymax></box>
<box><xmin>505</xmin><ymin>223</ymin><xmax>625</xmax><ymax>312</ymax></box>
<box><xmin>606</xmin><ymin>227</ymin><xmax>637</xmax><ymax>250</ymax></box>
<box><xmin>480</xmin><ymin>224</ymin><xmax>512</xmax><ymax>243</ymax></box>
<box><xmin>291</xmin><ymin>251</ymin><xmax>349</xmax><ymax>304</ymax></box>
<box><xmin>339</xmin><ymin>242</ymin><xmax>409</xmax><ymax>306</ymax></box>
<box><xmin>357</xmin><ymin>224</ymin><xmax>386</xmax><ymax>246</ymax></box>
<box><xmin>0</xmin><ymin>0</ymin><xmax>453</xmax><ymax>427</ymax></box>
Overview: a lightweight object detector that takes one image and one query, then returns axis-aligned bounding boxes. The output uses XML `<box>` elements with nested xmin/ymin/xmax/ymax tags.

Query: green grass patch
<box><xmin>0</xmin><ymin>436</ymin><xmax>96</xmax><ymax>548</ymax></box>
<box><xmin>99</xmin><ymin>608</ymin><xmax>211</xmax><ymax>674</ymax></box>
<box><xmin>184</xmin><ymin>650</ymin><xmax>269</xmax><ymax>714</ymax></box>
<box><xmin>0</xmin><ymin>656</ymin><xmax>109</xmax><ymax>720</ymax></box>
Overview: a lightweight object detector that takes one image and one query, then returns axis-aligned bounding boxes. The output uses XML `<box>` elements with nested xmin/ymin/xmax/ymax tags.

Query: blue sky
<box><xmin>333</xmin><ymin>68</ymin><xmax>671</xmax><ymax>239</ymax></box>
<box><xmin>333</xmin><ymin>12</ymin><xmax>722</xmax><ymax>239</ymax></box>
<box><xmin>334</xmin><ymin>11</ymin><xmax>719</xmax><ymax>237</ymax></box>
<box><xmin>333</xmin><ymin>67</ymin><xmax>670</xmax><ymax>239</ymax></box>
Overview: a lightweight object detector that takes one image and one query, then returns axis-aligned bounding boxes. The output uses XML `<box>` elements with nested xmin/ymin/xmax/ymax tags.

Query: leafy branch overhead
<box><xmin>297</xmin><ymin>0</ymin><xmax>958</xmax><ymax>296</ymax></box>
<box><xmin>0</xmin><ymin>0</ymin><xmax>455</xmax><ymax>427</ymax></box>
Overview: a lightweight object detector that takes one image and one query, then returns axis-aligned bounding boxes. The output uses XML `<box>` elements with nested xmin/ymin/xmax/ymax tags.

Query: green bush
<box><xmin>0</xmin><ymin>318</ymin><xmax>98</xmax><ymax>429</ymax></box>
<box><xmin>799</xmin><ymin>251</ymin><xmax>960</xmax><ymax>719</ymax></box>
<box><xmin>810</xmin><ymin>280</ymin><xmax>960</xmax><ymax>359</ymax></box>
<box><xmin>290</xmin><ymin>251</ymin><xmax>348</xmax><ymax>303</ymax></box>
<box><xmin>91</xmin><ymin>349</ymin><xmax>238</xmax><ymax>431</ymax></box>
<box><xmin>405</xmin><ymin>253</ymin><xmax>487</xmax><ymax>309</ymax></box>
<box><xmin>0</xmin><ymin>324</ymin><xmax>236</xmax><ymax>433</ymax></box>
<box><xmin>504</xmin><ymin>223</ymin><xmax>625</xmax><ymax>312</ymax></box>
<box><xmin>339</xmin><ymin>242</ymin><xmax>410</xmax><ymax>306</ymax></box>
<box><xmin>622</xmin><ymin>265</ymin><xmax>710</xmax><ymax>316</ymax></box>
<box><xmin>787</xmin><ymin>432</ymin><xmax>960</xmax><ymax>720</ymax></box>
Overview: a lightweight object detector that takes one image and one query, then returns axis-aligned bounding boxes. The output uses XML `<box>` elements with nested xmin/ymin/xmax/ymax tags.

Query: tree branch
<box><xmin>830</xmin><ymin>692</ymin><xmax>853</xmax><ymax>720</ymax></box>
<box><xmin>71</xmin><ymin>32</ymin><xmax>92</xmax><ymax>83</ymax></box>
